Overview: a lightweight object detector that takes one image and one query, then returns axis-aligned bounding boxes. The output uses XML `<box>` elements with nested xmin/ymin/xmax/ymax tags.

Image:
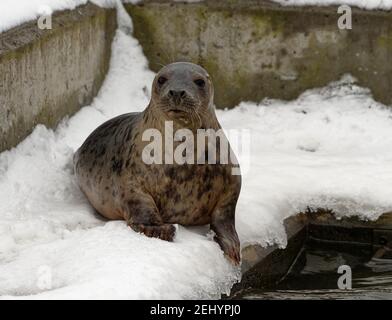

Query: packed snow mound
<box><xmin>273</xmin><ymin>0</ymin><xmax>392</xmax><ymax>10</ymax></box>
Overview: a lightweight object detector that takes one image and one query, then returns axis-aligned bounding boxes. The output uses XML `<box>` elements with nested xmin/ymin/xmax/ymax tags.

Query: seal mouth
<box><xmin>168</xmin><ymin>109</ymin><xmax>188</xmax><ymax>115</ymax></box>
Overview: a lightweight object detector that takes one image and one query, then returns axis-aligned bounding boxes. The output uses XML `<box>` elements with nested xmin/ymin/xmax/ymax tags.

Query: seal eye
<box><xmin>194</xmin><ymin>79</ymin><xmax>205</xmax><ymax>88</ymax></box>
<box><xmin>158</xmin><ymin>76</ymin><xmax>167</xmax><ymax>86</ymax></box>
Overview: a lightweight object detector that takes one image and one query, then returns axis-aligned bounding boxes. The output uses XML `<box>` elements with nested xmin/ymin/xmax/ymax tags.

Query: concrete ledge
<box><xmin>127</xmin><ymin>0</ymin><xmax>392</xmax><ymax>108</ymax></box>
<box><xmin>0</xmin><ymin>3</ymin><xmax>117</xmax><ymax>153</ymax></box>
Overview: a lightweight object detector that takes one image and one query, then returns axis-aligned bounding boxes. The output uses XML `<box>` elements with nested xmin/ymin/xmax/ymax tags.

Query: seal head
<box><xmin>151</xmin><ymin>62</ymin><xmax>214</xmax><ymax>126</ymax></box>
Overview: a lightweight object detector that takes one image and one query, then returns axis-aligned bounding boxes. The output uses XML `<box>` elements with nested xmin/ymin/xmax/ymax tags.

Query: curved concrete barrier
<box><xmin>127</xmin><ymin>0</ymin><xmax>392</xmax><ymax>108</ymax></box>
<box><xmin>0</xmin><ymin>3</ymin><xmax>116</xmax><ymax>153</ymax></box>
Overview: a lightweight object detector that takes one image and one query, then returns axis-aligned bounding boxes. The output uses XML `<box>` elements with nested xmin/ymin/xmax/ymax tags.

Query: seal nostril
<box><xmin>169</xmin><ymin>90</ymin><xmax>174</xmax><ymax>97</ymax></box>
<box><xmin>180</xmin><ymin>91</ymin><xmax>186</xmax><ymax>98</ymax></box>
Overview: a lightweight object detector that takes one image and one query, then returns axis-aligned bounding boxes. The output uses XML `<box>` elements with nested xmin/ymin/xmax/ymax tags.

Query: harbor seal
<box><xmin>74</xmin><ymin>62</ymin><xmax>241</xmax><ymax>265</ymax></box>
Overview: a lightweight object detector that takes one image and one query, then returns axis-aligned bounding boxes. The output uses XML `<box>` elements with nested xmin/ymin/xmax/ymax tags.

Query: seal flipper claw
<box><xmin>129</xmin><ymin>223</ymin><xmax>176</xmax><ymax>242</ymax></box>
<box><xmin>124</xmin><ymin>193</ymin><xmax>176</xmax><ymax>241</ymax></box>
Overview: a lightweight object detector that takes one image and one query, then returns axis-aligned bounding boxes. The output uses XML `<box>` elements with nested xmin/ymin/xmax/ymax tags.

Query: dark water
<box><xmin>239</xmin><ymin>247</ymin><xmax>392</xmax><ymax>300</ymax></box>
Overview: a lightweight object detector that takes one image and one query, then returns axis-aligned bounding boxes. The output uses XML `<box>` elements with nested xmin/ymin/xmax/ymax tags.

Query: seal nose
<box><xmin>169</xmin><ymin>90</ymin><xmax>186</xmax><ymax>99</ymax></box>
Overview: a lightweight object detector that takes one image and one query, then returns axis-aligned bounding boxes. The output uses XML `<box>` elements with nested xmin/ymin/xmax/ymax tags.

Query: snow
<box><xmin>272</xmin><ymin>0</ymin><xmax>392</xmax><ymax>10</ymax></box>
<box><xmin>1</xmin><ymin>3</ymin><xmax>392</xmax><ymax>300</ymax></box>
<box><xmin>0</xmin><ymin>0</ymin><xmax>83</xmax><ymax>33</ymax></box>
<box><xmin>0</xmin><ymin>0</ymin><xmax>141</xmax><ymax>34</ymax></box>
<box><xmin>225</xmin><ymin>76</ymin><xmax>392</xmax><ymax>247</ymax></box>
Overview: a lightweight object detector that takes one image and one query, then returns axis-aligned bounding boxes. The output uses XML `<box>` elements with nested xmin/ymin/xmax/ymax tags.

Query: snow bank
<box><xmin>1</xmin><ymin>2</ymin><xmax>392</xmax><ymax>300</ymax></box>
<box><xmin>273</xmin><ymin>0</ymin><xmax>392</xmax><ymax>10</ymax></box>
<box><xmin>226</xmin><ymin>76</ymin><xmax>392</xmax><ymax>247</ymax></box>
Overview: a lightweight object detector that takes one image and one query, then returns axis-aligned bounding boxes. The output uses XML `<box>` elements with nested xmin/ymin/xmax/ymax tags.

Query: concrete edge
<box><xmin>0</xmin><ymin>4</ymin><xmax>110</xmax><ymax>55</ymax></box>
<box><xmin>134</xmin><ymin>0</ymin><xmax>392</xmax><ymax>16</ymax></box>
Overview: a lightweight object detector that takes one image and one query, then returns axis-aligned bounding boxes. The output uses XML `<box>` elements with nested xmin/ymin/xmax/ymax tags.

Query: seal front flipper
<box><xmin>211</xmin><ymin>198</ymin><xmax>241</xmax><ymax>266</ymax></box>
<box><xmin>130</xmin><ymin>224</ymin><xmax>176</xmax><ymax>242</ymax></box>
<box><xmin>124</xmin><ymin>192</ymin><xmax>176</xmax><ymax>242</ymax></box>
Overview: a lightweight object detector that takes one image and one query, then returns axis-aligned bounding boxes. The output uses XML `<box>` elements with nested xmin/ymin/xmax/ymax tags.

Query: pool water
<box><xmin>237</xmin><ymin>244</ymin><xmax>392</xmax><ymax>300</ymax></box>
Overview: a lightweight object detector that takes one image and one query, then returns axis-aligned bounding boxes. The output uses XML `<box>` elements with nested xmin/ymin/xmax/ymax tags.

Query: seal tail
<box><xmin>115</xmin><ymin>0</ymin><xmax>134</xmax><ymax>36</ymax></box>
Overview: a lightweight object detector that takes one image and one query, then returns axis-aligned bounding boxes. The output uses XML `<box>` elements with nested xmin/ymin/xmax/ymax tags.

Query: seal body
<box><xmin>74</xmin><ymin>62</ymin><xmax>241</xmax><ymax>264</ymax></box>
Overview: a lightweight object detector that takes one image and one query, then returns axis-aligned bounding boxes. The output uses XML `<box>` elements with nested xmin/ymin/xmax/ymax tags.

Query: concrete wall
<box><xmin>127</xmin><ymin>0</ymin><xmax>392</xmax><ymax>109</ymax></box>
<box><xmin>0</xmin><ymin>4</ymin><xmax>117</xmax><ymax>153</ymax></box>
<box><xmin>2</xmin><ymin>0</ymin><xmax>392</xmax><ymax>151</ymax></box>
